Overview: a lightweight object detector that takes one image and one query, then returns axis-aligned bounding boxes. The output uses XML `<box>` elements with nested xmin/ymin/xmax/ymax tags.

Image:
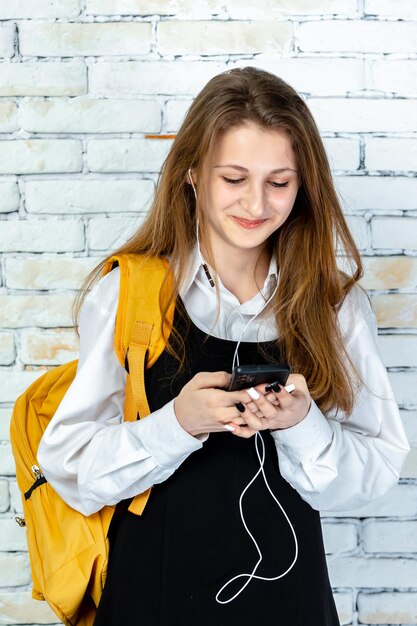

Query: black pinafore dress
<box><xmin>94</xmin><ymin>305</ymin><xmax>340</xmax><ymax>626</ymax></box>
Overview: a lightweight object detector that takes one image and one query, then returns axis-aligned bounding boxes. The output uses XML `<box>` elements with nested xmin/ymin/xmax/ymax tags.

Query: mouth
<box><xmin>231</xmin><ymin>216</ymin><xmax>268</xmax><ymax>229</ymax></box>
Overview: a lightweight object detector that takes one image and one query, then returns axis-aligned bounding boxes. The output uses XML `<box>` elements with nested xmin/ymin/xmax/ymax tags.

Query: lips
<box><xmin>232</xmin><ymin>216</ymin><xmax>267</xmax><ymax>229</ymax></box>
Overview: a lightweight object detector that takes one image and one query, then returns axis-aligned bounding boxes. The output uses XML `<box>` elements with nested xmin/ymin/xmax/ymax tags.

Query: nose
<box><xmin>240</xmin><ymin>182</ymin><xmax>265</xmax><ymax>217</ymax></box>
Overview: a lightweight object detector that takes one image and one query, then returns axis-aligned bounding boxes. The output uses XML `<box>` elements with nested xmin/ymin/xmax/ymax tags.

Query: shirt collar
<box><xmin>178</xmin><ymin>245</ymin><xmax>278</xmax><ymax>300</ymax></box>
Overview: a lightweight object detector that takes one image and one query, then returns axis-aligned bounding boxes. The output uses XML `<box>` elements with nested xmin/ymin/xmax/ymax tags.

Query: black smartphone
<box><xmin>228</xmin><ymin>363</ymin><xmax>291</xmax><ymax>391</ymax></box>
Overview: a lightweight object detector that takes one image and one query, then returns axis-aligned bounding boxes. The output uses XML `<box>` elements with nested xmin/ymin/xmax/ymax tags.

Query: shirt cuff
<box><xmin>133</xmin><ymin>399</ymin><xmax>205</xmax><ymax>468</ymax></box>
<box><xmin>270</xmin><ymin>400</ymin><xmax>334</xmax><ymax>463</ymax></box>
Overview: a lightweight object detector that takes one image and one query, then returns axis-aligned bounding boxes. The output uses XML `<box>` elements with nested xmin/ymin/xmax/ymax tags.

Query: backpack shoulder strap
<box><xmin>102</xmin><ymin>253</ymin><xmax>176</xmax><ymax>516</ymax></box>
<box><xmin>103</xmin><ymin>253</ymin><xmax>175</xmax><ymax>371</ymax></box>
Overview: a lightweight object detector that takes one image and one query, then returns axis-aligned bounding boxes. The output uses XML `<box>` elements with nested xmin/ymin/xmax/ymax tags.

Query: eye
<box><xmin>222</xmin><ymin>176</ymin><xmax>244</xmax><ymax>185</ymax></box>
<box><xmin>270</xmin><ymin>181</ymin><xmax>289</xmax><ymax>188</ymax></box>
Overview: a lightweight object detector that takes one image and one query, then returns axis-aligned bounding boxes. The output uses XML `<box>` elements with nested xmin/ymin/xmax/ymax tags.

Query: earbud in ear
<box><xmin>188</xmin><ymin>168</ymin><xmax>197</xmax><ymax>200</ymax></box>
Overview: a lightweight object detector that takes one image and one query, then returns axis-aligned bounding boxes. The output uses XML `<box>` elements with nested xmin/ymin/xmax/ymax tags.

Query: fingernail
<box><xmin>265</xmin><ymin>381</ymin><xmax>280</xmax><ymax>393</ymax></box>
<box><xmin>284</xmin><ymin>383</ymin><xmax>296</xmax><ymax>394</ymax></box>
<box><xmin>224</xmin><ymin>424</ymin><xmax>235</xmax><ymax>432</ymax></box>
<box><xmin>235</xmin><ymin>402</ymin><xmax>245</xmax><ymax>412</ymax></box>
<box><xmin>247</xmin><ymin>387</ymin><xmax>260</xmax><ymax>400</ymax></box>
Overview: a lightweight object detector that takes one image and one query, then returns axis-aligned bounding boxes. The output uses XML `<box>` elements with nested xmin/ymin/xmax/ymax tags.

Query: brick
<box><xmin>0</xmin><ymin>220</ymin><xmax>84</xmax><ymax>253</ymax></box>
<box><xmin>166</xmin><ymin>99</ymin><xmax>192</xmax><ymax>133</ymax></box>
<box><xmin>322</xmin><ymin>522</ymin><xmax>358</xmax><ymax>554</ymax></box>
<box><xmin>0</xmin><ymin>181</ymin><xmax>19</xmax><ymax>213</ymax></box>
<box><xmin>0</xmin><ymin>99</ymin><xmax>18</xmax><ymax>132</ymax></box>
<box><xmin>365</xmin><ymin>0</ymin><xmax>417</xmax><ymax>19</ymax></box>
<box><xmin>0</xmin><ymin>591</ymin><xmax>59</xmax><ymax>624</ymax></box>
<box><xmin>0</xmin><ymin>553</ymin><xmax>30</xmax><ymax>587</ymax></box>
<box><xmin>372</xmin><ymin>218</ymin><xmax>417</xmax><ymax>251</ymax></box>
<box><xmin>5</xmin><ymin>256</ymin><xmax>96</xmax><ymax>290</ymax></box>
<box><xmin>371</xmin><ymin>295</ymin><xmax>417</xmax><ymax>328</ymax></box>
<box><xmin>0</xmin><ymin>61</ymin><xmax>86</xmax><ymax>97</ymax></box>
<box><xmin>21</xmin><ymin>98</ymin><xmax>161</xmax><ymax>134</ymax></box>
<box><xmin>334</xmin><ymin>592</ymin><xmax>352</xmax><ymax>625</ymax></box>
<box><xmin>377</xmin><ymin>335</ymin><xmax>417</xmax><ymax>368</ymax></box>
<box><xmin>400</xmin><ymin>448</ymin><xmax>417</xmax><ymax>479</ymax></box>
<box><xmin>232</xmin><ymin>56</ymin><xmax>364</xmax><ymax>97</ymax></box>
<box><xmin>157</xmin><ymin>21</ymin><xmax>293</xmax><ymax>56</ymax></box>
<box><xmin>0</xmin><ymin>140</ymin><xmax>82</xmax><ymax>175</ymax></box>
<box><xmin>87</xmin><ymin>138</ymin><xmax>172</xmax><ymax>173</ymax></box>
<box><xmin>308</xmin><ymin>98</ymin><xmax>417</xmax><ymax>133</ymax></box>
<box><xmin>361</xmin><ymin>257</ymin><xmax>417</xmax><ymax>290</ymax></box>
<box><xmin>87</xmin><ymin>217</ymin><xmax>142</xmax><ymax>250</ymax></box>
<box><xmin>298</xmin><ymin>20</ymin><xmax>417</xmax><ymax>53</ymax></box>
<box><xmin>19</xmin><ymin>22</ymin><xmax>151</xmax><ymax>57</ymax></box>
<box><xmin>365</xmin><ymin>138</ymin><xmax>417</xmax><ymax>172</ymax></box>
<box><xmin>389</xmin><ymin>371</ymin><xmax>417</xmax><ymax>407</ymax></box>
<box><xmin>0</xmin><ymin>518</ymin><xmax>28</xmax><ymax>551</ymax></box>
<box><xmin>0</xmin><ymin>480</ymin><xmax>9</xmax><ymax>513</ymax></box>
<box><xmin>25</xmin><ymin>180</ymin><xmax>154</xmax><ymax>214</ymax></box>
<box><xmin>363</xmin><ymin>520</ymin><xmax>417</xmax><ymax>553</ymax></box>
<box><xmin>0</xmin><ymin>408</ymin><xmax>11</xmax><ymax>442</ymax></box>
<box><xmin>344</xmin><ymin>215</ymin><xmax>369</xmax><ymax>252</ymax></box>
<box><xmin>358</xmin><ymin>592</ymin><xmax>417</xmax><ymax>624</ymax></box>
<box><xmin>90</xmin><ymin>60</ymin><xmax>227</xmax><ymax>96</ymax></box>
<box><xmin>401</xmin><ymin>411</ymin><xmax>417</xmax><ymax>447</ymax></box>
<box><xmin>0</xmin><ymin>443</ymin><xmax>15</xmax><ymax>476</ymax></box>
<box><xmin>0</xmin><ymin>0</ymin><xmax>80</xmax><ymax>18</ymax></box>
<box><xmin>323</xmin><ymin>137</ymin><xmax>360</xmax><ymax>171</ymax></box>
<box><xmin>227</xmin><ymin>0</ymin><xmax>357</xmax><ymax>18</ymax></box>
<box><xmin>86</xmin><ymin>0</ymin><xmax>223</xmax><ymax>16</ymax></box>
<box><xmin>9</xmin><ymin>481</ymin><xmax>23</xmax><ymax>514</ymax></box>
<box><xmin>370</xmin><ymin>60</ymin><xmax>417</xmax><ymax>98</ymax></box>
<box><xmin>20</xmin><ymin>330</ymin><xmax>79</xmax><ymax>366</ymax></box>
<box><xmin>0</xmin><ymin>24</ymin><xmax>15</xmax><ymax>59</ymax></box>
<box><xmin>320</xmin><ymin>484</ymin><xmax>417</xmax><ymax>518</ymax></box>
<box><xmin>0</xmin><ymin>295</ymin><xmax>74</xmax><ymax>329</ymax></box>
<box><xmin>328</xmin><ymin>555</ymin><xmax>417</xmax><ymax>588</ymax></box>
<box><xmin>0</xmin><ymin>333</ymin><xmax>15</xmax><ymax>366</ymax></box>
<box><xmin>0</xmin><ymin>371</ymin><xmax>43</xmax><ymax>403</ymax></box>
<box><xmin>336</xmin><ymin>177</ymin><xmax>417</xmax><ymax>212</ymax></box>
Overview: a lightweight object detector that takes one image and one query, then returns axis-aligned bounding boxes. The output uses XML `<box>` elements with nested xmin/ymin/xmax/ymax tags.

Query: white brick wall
<box><xmin>0</xmin><ymin>2</ymin><xmax>415</xmax><ymax>625</ymax></box>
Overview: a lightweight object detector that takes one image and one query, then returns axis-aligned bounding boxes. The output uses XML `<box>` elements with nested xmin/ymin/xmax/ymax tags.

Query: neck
<box><xmin>202</xmin><ymin>244</ymin><xmax>271</xmax><ymax>304</ymax></box>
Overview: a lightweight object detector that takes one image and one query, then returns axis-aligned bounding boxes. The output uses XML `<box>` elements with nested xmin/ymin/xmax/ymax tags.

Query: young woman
<box><xmin>38</xmin><ymin>67</ymin><xmax>409</xmax><ymax>625</ymax></box>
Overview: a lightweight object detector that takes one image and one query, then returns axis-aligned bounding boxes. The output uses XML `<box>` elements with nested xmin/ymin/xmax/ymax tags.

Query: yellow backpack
<box><xmin>10</xmin><ymin>254</ymin><xmax>175</xmax><ymax>626</ymax></box>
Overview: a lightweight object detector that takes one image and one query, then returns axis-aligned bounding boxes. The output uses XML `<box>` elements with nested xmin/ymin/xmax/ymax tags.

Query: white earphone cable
<box><xmin>188</xmin><ymin>167</ymin><xmax>299</xmax><ymax>603</ymax></box>
<box><xmin>216</xmin><ymin>432</ymin><xmax>298</xmax><ymax>603</ymax></box>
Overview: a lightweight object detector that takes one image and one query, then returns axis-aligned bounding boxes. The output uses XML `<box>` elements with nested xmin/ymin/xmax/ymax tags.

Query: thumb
<box><xmin>192</xmin><ymin>370</ymin><xmax>231</xmax><ymax>390</ymax></box>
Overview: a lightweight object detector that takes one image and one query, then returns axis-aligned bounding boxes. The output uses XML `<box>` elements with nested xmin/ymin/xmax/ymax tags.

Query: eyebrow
<box><xmin>213</xmin><ymin>164</ymin><xmax>298</xmax><ymax>173</ymax></box>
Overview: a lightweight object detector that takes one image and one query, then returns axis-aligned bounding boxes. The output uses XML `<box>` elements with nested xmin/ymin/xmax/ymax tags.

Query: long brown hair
<box><xmin>75</xmin><ymin>67</ymin><xmax>363</xmax><ymax>415</ymax></box>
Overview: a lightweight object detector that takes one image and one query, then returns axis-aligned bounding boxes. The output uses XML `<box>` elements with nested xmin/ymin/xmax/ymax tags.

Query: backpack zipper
<box><xmin>24</xmin><ymin>465</ymin><xmax>47</xmax><ymax>501</ymax></box>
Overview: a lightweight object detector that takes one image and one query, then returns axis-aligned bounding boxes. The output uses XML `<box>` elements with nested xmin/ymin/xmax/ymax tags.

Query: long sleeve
<box><xmin>271</xmin><ymin>286</ymin><xmax>410</xmax><ymax>512</ymax></box>
<box><xmin>37</xmin><ymin>269</ymin><xmax>204</xmax><ymax>516</ymax></box>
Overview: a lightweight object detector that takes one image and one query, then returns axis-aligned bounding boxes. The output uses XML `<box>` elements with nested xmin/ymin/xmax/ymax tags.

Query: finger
<box><xmin>271</xmin><ymin>384</ymin><xmax>296</xmax><ymax>408</ymax></box>
<box><xmin>227</xmin><ymin>388</ymin><xmax>261</xmax><ymax>405</ymax></box>
<box><xmin>245</xmin><ymin>400</ymin><xmax>264</xmax><ymax>417</ymax></box>
<box><xmin>225</xmin><ymin>423</ymin><xmax>257</xmax><ymax>439</ymax></box>
<box><xmin>251</xmin><ymin>383</ymin><xmax>295</xmax><ymax>412</ymax></box>
<box><xmin>264</xmin><ymin>393</ymin><xmax>280</xmax><ymax>406</ymax></box>
<box><xmin>193</xmin><ymin>370</ymin><xmax>232</xmax><ymax>390</ymax></box>
<box><xmin>240</xmin><ymin>408</ymin><xmax>268</xmax><ymax>431</ymax></box>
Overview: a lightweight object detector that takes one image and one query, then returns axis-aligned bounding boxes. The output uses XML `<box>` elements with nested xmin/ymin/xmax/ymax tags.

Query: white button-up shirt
<box><xmin>38</xmin><ymin>248</ymin><xmax>410</xmax><ymax>516</ymax></box>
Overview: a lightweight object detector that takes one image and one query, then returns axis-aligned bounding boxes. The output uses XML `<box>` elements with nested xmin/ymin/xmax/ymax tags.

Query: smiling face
<box><xmin>199</xmin><ymin>122</ymin><xmax>300</xmax><ymax>264</ymax></box>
